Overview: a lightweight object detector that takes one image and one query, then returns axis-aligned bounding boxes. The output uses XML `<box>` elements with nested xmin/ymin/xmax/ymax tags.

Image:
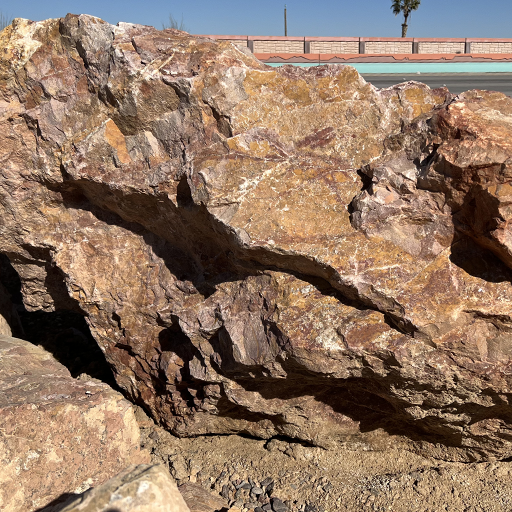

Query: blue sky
<box><xmin>2</xmin><ymin>0</ymin><xmax>511</xmax><ymax>38</ymax></box>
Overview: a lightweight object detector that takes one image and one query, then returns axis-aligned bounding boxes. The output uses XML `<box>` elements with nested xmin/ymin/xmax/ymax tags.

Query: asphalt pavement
<box><xmin>361</xmin><ymin>73</ymin><xmax>512</xmax><ymax>96</ymax></box>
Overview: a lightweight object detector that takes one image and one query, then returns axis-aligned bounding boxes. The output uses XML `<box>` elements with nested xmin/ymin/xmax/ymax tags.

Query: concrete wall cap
<box><xmin>194</xmin><ymin>34</ymin><xmax>248</xmax><ymax>40</ymax></box>
<box><xmin>305</xmin><ymin>36</ymin><xmax>360</xmax><ymax>42</ymax></box>
<box><xmin>248</xmin><ymin>35</ymin><xmax>305</xmax><ymax>41</ymax></box>
<box><xmin>196</xmin><ymin>35</ymin><xmax>512</xmax><ymax>44</ymax></box>
<box><xmin>413</xmin><ymin>38</ymin><xmax>465</xmax><ymax>42</ymax></box>
<box><xmin>254</xmin><ymin>52</ymin><xmax>315</xmax><ymax>59</ymax></box>
<box><xmin>466</xmin><ymin>38</ymin><xmax>512</xmax><ymax>42</ymax></box>
<box><xmin>360</xmin><ymin>37</ymin><xmax>413</xmax><ymax>42</ymax></box>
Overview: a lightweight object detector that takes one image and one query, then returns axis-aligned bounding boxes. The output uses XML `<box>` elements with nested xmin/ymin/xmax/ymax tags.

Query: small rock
<box><xmin>148</xmin><ymin>430</ymin><xmax>160</xmax><ymax>441</ymax></box>
<box><xmin>271</xmin><ymin>498</ymin><xmax>288</xmax><ymax>512</ymax></box>
<box><xmin>249</xmin><ymin>477</ymin><xmax>256</xmax><ymax>487</ymax></box>
<box><xmin>255</xmin><ymin>508</ymin><xmax>264</xmax><ymax>512</ymax></box>
<box><xmin>221</xmin><ymin>484</ymin><xmax>231</xmax><ymax>499</ymax></box>
<box><xmin>262</xmin><ymin>504</ymin><xmax>272</xmax><ymax>511</ymax></box>
<box><xmin>261</xmin><ymin>477</ymin><xmax>274</xmax><ymax>487</ymax></box>
<box><xmin>265</xmin><ymin>482</ymin><xmax>274</xmax><ymax>496</ymax></box>
<box><xmin>169</xmin><ymin>455</ymin><xmax>189</xmax><ymax>482</ymax></box>
<box><xmin>179</xmin><ymin>482</ymin><xmax>229</xmax><ymax>512</ymax></box>
<box><xmin>252</xmin><ymin>487</ymin><xmax>264</xmax><ymax>495</ymax></box>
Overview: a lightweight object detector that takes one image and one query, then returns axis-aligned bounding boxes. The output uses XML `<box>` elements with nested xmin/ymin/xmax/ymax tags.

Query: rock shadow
<box><xmin>36</xmin><ymin>496</ymin><xmax>123</xmax><ymax>512</ymax></box>
<box><xmin>0</xmin><ymin>254</ymin><xmax>118</xmax><ymax>389</ymax></box>
<box><xmin>154</xmin><ymin>318</ymin><xmax>205</xmax><ymax>408</ymax></box>
<box><xmin>215</xmin><ymin>352</ymin><xmax>512</xmax><ymax>458</ymax></box>
<box><xmin>33</xmin><ymin>492</ymin><xmax>80</xmax><ymax>512</ymax></box>
<box><xmin>449</xmin><ymin>235</ymin><xmax>512</xmax><ymax>284</ymax></box>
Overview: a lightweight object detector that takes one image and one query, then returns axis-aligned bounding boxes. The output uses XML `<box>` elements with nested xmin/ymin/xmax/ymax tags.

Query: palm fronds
<box><xmin>391</xmin><ymin>0</ymin><xmax>421</xmax><ymax>17</ymax></box>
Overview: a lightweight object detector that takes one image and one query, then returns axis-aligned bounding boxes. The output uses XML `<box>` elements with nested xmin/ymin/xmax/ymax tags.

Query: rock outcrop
<box><xmin>40</xmin><ymin>464</ymin><xmax>190</xmax><ymax>512</ymax></box>
<box><xmin>2</xmin><ymin>14</ymin><xmax>512</xmax><ymax>462</ymax></box>
<box><xmin>0</xmin><ymin>335</ymin><xmax>149</xmax><ymax>512</ymax></box>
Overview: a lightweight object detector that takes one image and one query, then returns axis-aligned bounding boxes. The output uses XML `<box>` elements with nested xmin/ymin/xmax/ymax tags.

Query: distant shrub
<box><xmin>0</xmin><ymin>11</ymin><xmax>12</xmax><ymax>31</ymax></box>
<box><xmin>162</xmin><ymin>14</ymin><xmax>186</xmax><ymax>32</ymax></box>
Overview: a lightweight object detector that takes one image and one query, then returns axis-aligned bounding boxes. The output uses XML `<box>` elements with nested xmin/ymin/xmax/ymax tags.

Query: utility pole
<box><xmin>284</xmin><ymin>5</ymin><xmax>287</xmax><ymax>36</ymax></box>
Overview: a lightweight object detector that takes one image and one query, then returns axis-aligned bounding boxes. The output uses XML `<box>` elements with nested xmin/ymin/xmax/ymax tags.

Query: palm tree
<box><xmin>391</xmin><ymin>0</ymin><xmax>421</xmax><ymax>38</ymax></box>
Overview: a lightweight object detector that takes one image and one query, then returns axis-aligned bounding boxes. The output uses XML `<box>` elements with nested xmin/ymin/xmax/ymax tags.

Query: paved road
<box><xmin>361</xmin><ymin>73</ymin><xmax>512</xmax><ymax>95</ymax></box>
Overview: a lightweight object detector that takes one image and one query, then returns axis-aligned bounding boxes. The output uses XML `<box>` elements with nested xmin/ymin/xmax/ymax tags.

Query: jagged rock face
<box><xmin>3</xmin><ymin>15</ymin><xmax>512</xmax><ymax>462</ymax></box>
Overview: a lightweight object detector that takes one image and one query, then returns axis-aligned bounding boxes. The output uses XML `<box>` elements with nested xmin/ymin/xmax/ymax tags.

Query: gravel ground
<box><xmin>134</xmin><ymin>406</ymin><xmax>512</xmax><ymax>512</ymax></box>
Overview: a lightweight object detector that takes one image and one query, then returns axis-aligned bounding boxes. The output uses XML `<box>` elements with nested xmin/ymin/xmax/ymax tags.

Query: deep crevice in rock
<box><xmin>0</xmin><ymin>254</ymin><xmax>119</xmax><ymax>389</ymax></box>
<box><xmin>263</xmin><ymin>435</ymin><xmax>318</xmax><ymax>449</ymax></box>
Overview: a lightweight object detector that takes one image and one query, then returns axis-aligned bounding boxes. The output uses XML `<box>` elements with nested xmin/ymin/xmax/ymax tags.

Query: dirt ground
<box><xmin>133</xmin><ymin>407</ymin><xmax>512</xmax><ymax>512</ymax></box>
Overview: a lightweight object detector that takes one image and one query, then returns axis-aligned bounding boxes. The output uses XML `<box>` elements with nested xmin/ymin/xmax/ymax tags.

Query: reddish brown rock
<box><xmin>0</xmin><ymin>335</ymin><xmax>149</xmax><ymax>512</ymax></box>
<box><xmin>3</xmin><ymin>14</ymin><xmax>512</xmax><ymax>463</ymax></box>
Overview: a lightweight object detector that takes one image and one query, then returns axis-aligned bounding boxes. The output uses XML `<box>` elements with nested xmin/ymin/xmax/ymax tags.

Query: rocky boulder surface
<box><xmin>178</xmin><ymin>482</ymin><xmax>229</xmax><ymax>512</ymax></box>
<box><xmin>41</xmin><ymin>464</ymin><xmax>190</xmax><ymax>512</ymax></box>
<box><xmin>0</xmin><ymin>335</ymin><xmax>148</xmax><ymax>512</ymax></box>
<box><xmin>2</xmin><ymin>14</ymin><xmax>512</xmax><ymax>463</ymax></box>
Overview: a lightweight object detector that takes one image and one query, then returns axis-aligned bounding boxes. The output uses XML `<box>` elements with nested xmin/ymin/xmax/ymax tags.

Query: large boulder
<box><xmin>3</xmin><ymin>14</ymin><xmax>512</xmax><ymax>461</ymax></box>
<box><xmin>40</xmin><ymin>464</ymin><xmax>190</xmax><ymax>512</ymax></box>
<box><xmin>0</xmin><ymin>335</ymin><xmax>149</xmax><ymax>512</ymax></box>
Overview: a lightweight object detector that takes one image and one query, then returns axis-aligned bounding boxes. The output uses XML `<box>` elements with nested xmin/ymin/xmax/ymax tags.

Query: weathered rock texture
<box><xmin>0</xmin><ymin>335</ymin><xmax>149</xmax><ymax>512</ymax></box>
<box><xmin>178</xmin><ymin>482</ymin><xmax>228</xmax><ymax>512</ymax></box>
<box><xmin>41</xmin><ymin>464</ymin><xmax>190</xmax><ymax>512</ymax></box>
<box><xmin>2</xmin><ymin>14</ymin><xmax>512</xmax><ymax>462</ymax></box>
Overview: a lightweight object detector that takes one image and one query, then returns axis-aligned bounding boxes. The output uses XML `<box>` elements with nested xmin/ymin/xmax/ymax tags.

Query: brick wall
<box><xmin>365</xmin><ymin>41</ymin><xmax>412</xmax><ymax>54</ymax></box>
<box><xmin>471</xmin><ymin>42</ymin><xmax>512</xmax><ymax>53</ymax></box>
<box><xmin>253</xmin><ymin>40</ymin><xmax>304</xmax><ymax>53</ymax></box>
<box><xmin>226</xmin><ymin>39</ymin><xmax>248</xmax><ymax>49</ymax></box>
<box><xmin>418</xmin><ymin>42</ymin><xmax>465</xmax><ymax>54</ymax></box>
<box><xmin>310</xmin><ymin>41</ymin><xmax>359</xmax><ymax>54</ymax></box>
